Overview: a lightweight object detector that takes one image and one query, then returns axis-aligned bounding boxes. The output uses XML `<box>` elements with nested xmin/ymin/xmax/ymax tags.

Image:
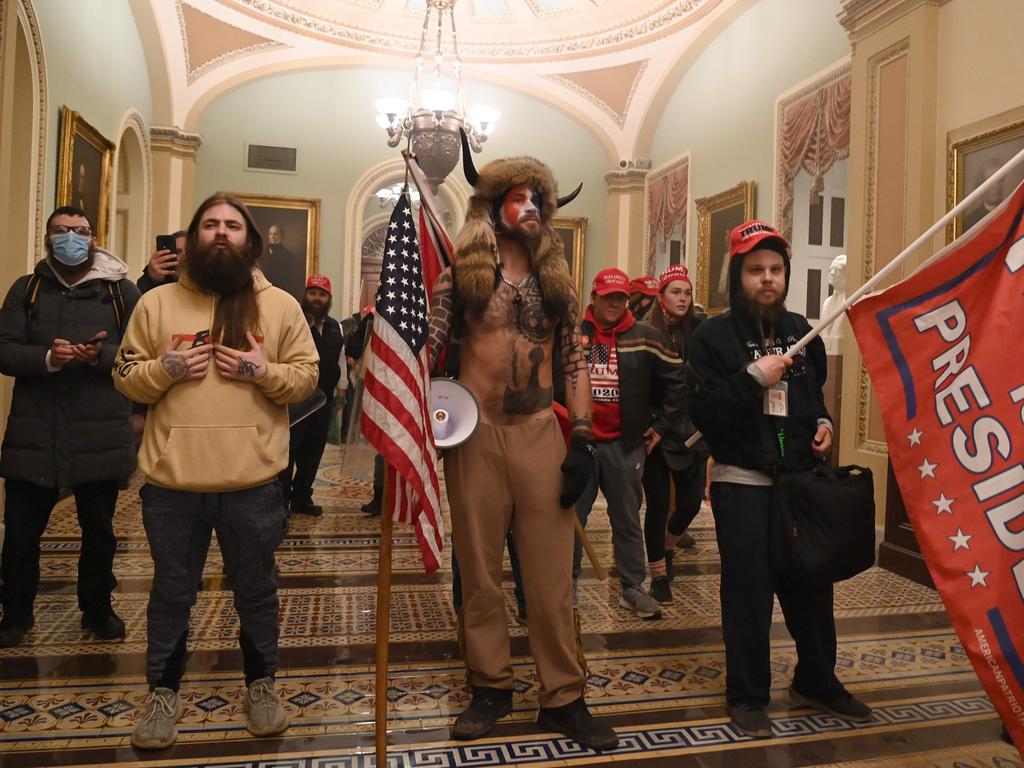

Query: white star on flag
<box><xmin>907</xmin><ymin>428</ymin><xmax>923</xmax><ymax>446</ymax></box>
<box><xmin>949</xmin><ymin>529</ymin><xmax>972</xmax><ymax>551</ymax></box>
<box><xmin>918</xmin><ymin>458</ymin><xmax>937</xmax><ymax>479</ymax></box>
<box><xmin>931</xmin><ymin>493</ymin><xmax>954</xmax><ymax>515</ymax></box>
<box><xmin>966</xmin><ymin>564</ymin><xmax>990</xmax><ymax>588</ymax></box>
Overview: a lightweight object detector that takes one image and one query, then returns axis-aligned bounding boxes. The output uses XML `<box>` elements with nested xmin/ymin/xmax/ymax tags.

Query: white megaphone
<box><xmin>429</xmin><ymin>377</ymin><xmax>480</xmax><ymax>449</ymax></box>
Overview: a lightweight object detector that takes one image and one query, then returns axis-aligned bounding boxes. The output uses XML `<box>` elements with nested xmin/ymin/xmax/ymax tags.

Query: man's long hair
<box><xmin>185</xmin><ymin>193</ymin><xmax>264</xmax><ymax>350</ymax></box>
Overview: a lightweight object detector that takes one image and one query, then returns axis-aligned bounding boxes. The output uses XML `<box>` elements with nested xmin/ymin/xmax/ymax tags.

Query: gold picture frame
<box><xmin>552</xmin><ymin>215</ymin><xmax>587</xmax><ymax>299</ymax></box>
<box><xmin>56</xmin><ymin>106</ymin><xmax>114</xmax><ymax>247</ymax></box>
<box><xmin>229</xmin><ymin>192</ymin><xmax>321</xmax><ymax>301</ymax></box>
<box><xmin>947</xmin><ymin>116</ymin><xmax>1024</xmax><ymax>241</ymax></box>
<box><xmin>695</xmin><ymin>181</ymin><xmax>756</xmax><ymax>314</ymax></box>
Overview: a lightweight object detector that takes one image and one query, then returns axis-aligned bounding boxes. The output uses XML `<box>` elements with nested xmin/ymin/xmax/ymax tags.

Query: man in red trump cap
<box><xmin>574</xmin><ymin>267</ymin><xmax>686</xmax><ymax>620</ymax></box>
<box><xmin>279</xmin><ymin>274</ymin><xmax>346</xmax><ymax>516</ymax></box>
<box><xmin>688</xmin><ymin>220</ymin><xmax>871</xmax><ymax>738</ymax></box>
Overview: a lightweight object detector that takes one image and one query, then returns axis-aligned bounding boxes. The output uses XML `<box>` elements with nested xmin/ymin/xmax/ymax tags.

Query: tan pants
<box><xmin>444</xmin><ymin>413</ymin><xmax>584</xmax><ymax>708</ymax></box>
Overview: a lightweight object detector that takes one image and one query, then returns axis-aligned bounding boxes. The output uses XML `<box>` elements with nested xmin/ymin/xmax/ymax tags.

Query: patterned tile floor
<box><xmin>0</xmin><ymin>444</ymin><xmax>1020</xmax><ymax>768</ymax></box>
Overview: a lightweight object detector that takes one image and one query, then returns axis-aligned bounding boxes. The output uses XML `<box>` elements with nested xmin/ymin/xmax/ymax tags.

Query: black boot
<box><xmin>451</xmin><ymin>687</ymin><xmax>513</xmax><ymax>740</ymax></box>
<box><xmin>537</xmin><ymin>697</ymin><xmax>618</xmax><ymax>752</ymax></box>
<box><xmin>82</xmin><ymin>605</ymin><xmax>126</xmax><ymax>640</ymax></box>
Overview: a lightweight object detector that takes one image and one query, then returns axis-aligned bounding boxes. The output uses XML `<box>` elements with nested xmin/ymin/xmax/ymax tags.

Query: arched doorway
<box><xmin>112</xmin><ymin>113</ymin><xmax>151</xmax><ymax>274</ymax></box>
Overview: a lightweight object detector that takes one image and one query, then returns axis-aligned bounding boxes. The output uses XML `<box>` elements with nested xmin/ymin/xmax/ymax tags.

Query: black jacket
<box><xmin>137</xmin><ymin>269</ymin><xmax>177</xmax><ymax>295</ymax></box>
<box><xmin>312</xmin><ymin>315</ymin><xmax>344</xmax><ymax>397</ymax></box>
<box><xmin>688</xmin><ymin>309</ymin><xmax>829</xmax><ymax>475</ymax></box>
<box><xmin>656</xmin><ymin>314</ymin><xmax>708</xmax><ymax>462</ymax></box>
<box><xmin>0</xmin><ymin>256</ymin><xmax>141</xmax><ymax>487</ymax></box>
<box><xmin>580</xmin><ymin>316</ymin><xmax>686</xmax><ymax>447</ymax></box>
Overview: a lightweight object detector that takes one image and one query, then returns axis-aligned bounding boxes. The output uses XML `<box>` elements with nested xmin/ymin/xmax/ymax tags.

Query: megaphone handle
<box><xmin>574</xmin><ymin>515</ymin><xmax>607</xmax><ymax>582</ymax></box>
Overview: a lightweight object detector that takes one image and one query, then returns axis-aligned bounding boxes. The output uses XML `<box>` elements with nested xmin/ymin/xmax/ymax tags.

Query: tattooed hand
<box><xmin>160</xmin><ymin>334</ymin><xmax>211</xmax><ymax>382</ymax></box>
<box><xmin>214</xmin><ymin>331</ymin><xmax>268</xmax><ymax>382</ymax></box>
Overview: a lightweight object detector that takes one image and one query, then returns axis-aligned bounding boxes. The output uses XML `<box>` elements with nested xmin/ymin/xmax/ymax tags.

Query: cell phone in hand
<box><xmin>155</xmin><ymin>234</ymin><xmax>178</xmax><ymax>254</ymax></box>
<box><xmin>82</xmin><ymin>333</ymin><xmax>106</xmax><ymax>346</ymax></box>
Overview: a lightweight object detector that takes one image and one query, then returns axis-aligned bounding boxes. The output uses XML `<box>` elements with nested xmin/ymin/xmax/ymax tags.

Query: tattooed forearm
<box><xmin>161</xmin><ymin>353</ymin><xmax>187</xmax><ymax>381</ymax></box>
<box><xmin>558</xmin><ymin>322</ymin><xmax>587</xmax><ymax>392</ymax></box>
<box><xmin>428</xmin><ymin>270</ymin><xmax>454</xmax><ymax>371</ymax></box>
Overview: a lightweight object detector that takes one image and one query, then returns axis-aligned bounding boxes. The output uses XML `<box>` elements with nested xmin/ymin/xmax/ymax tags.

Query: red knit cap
<box><xmin>658</xmin><ymin>264</ymin><xmax>692</xmax><ymax>292</ymax></box>
<box><xmin>305</xmin><ymin>275</ymin><xmax>332</xmax><ymax>294</ymax></box>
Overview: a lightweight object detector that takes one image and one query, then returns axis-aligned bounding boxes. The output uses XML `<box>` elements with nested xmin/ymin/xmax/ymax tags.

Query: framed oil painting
<box><xmin>552</xmin><ymin>215</ymin><xmax>587</xmax><ymax>299</ymax></box>
<box><xmin>948</xmin><ymin>117</ymin><xmax>1024</xmax><ymax>240</ymax></box>
<box><xmin>230</xmin><ymin>193</ymin><xmax>321</xmax><ymax>301</ymax></box>
<box><xmin>56</xmin><ymin>106</ymin><xmax>114</xmax><ymax>247</ymax></box>
<box><xmin>695</xmin><ymin>181</ymin><xmax>756</xmax><ymax>314</ymax></box>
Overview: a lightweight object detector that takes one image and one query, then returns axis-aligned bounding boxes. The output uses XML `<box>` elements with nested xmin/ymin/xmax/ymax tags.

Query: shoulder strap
<box><xmin>106</xmin><ymin>280</ymin><xmax>127</xmax><ymax>334</ymax></box>
<box><xmin>24</xmin><ymin>274</ymin><xmax>42</xmax><ymax>318</ymax></box>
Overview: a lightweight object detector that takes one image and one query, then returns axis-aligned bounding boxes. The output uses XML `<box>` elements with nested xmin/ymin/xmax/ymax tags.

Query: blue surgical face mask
<box><xmin>50</xmin><ymin>232</ymin><xmax>91</xmax><ymax>266</ymax></box>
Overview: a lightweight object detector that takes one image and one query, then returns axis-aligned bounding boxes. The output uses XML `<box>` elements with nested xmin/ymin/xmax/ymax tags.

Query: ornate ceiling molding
<box><xmin>604</xmin><ymin>167</ymin><xmax>649</xmax><ymax>192</ymax></box>
<box><xmin>216</xmin><ymin>0</ymin><xmax>722</xmax><ymax>62</ymax></box>
<box><xmin>548</xmin><ymin>60</ymin><xmax>649</xmax><ymax>129</ymax></box>
<box><xmin>839</xmin><ymin>0</ymin><xmax>951</xmax><ymax>43</ymax></box>
<box><xmin>179</xmin><ymin>1</ymin><xmax>285</xmax><ymax>84</ymax></box>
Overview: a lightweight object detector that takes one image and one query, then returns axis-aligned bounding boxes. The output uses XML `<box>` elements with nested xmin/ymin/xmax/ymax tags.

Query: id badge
<box><xmin>764</xmin><ymin>381</ymin><xmax>788</xmax><ymax>417</ymax></box>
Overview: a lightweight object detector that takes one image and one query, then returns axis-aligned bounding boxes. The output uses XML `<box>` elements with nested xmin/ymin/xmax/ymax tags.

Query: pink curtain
<box><xmin>647</xmin><ymin>160</ymin><xmax>689</xmax><ymax>274</ymax></box>
<box><xmin>778</xmin><ymin>75</ymin><xmax>851</xmax><ymax>240</ymax></box>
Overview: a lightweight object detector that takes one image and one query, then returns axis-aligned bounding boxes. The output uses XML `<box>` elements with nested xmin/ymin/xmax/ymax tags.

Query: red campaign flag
<box><xmin>361</xmin><ymin>190</ymin><xmax>444</xmax><ymax>574</ymax></box>
<box><xmin>848</xmin><ymin>181</ymin><xmax>1024</xmax><ymax>750</ymax></box>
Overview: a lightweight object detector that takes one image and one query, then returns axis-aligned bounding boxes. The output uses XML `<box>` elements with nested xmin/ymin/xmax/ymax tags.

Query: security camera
<box><xmin>618</xmin><ymin>159</ymin><xmax>630</xmax><ymax>169</ymax></box>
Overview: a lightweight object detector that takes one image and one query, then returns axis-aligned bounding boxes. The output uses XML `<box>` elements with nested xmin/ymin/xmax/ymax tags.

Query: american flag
<box><xmin>361</xmin><ymin>190</ymin><xmax>444</xmax><ymax>574</ymax></box>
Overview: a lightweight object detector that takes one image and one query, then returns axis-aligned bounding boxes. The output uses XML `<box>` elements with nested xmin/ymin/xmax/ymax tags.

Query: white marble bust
<box><xmin>820</xmin><ymin>254</ymin><xmax>847</xmax><ymax>354</ymax></box>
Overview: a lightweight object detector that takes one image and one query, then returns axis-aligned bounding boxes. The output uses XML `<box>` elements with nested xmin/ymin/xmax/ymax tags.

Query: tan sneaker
<box><xmin>245</xmin><ymin>677</ymin><xmax>290</xmax><ymax>736</ymax></box>
<box><xmin>131</xmin><ymin>687</ymin><xmax>182</xmax><ymax>750</ymax></box>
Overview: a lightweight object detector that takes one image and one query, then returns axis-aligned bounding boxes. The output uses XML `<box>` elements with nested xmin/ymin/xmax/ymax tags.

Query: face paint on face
<box><xmin>499</xmin><ymin>184</ymin><xmax>541</xmax><ymax>234</ymax></box>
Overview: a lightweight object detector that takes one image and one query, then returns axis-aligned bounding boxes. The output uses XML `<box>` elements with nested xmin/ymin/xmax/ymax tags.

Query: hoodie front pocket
<box><xmin>151</xmin><ymin>425</ymin><xmax>276</xmax><ymax>489</ymax></box>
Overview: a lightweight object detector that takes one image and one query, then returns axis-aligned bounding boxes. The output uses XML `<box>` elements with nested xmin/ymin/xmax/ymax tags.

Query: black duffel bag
<box><xmin>771</xmin><ymin>463</ymin><xmax>875</xmax><ymax>582</ymax></box>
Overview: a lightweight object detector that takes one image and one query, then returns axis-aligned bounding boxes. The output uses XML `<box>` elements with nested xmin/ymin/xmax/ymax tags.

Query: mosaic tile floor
<box><xmin>0</xmin><ymin>444</ymin><xmax>1019</xmax><ymax>768</ymax></box>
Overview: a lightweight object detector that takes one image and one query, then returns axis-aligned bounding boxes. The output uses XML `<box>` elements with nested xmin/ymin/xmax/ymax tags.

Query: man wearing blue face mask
<box><xmin>0</xmin><ymin>206</ymin><xmax>141</xmax><ymax>647</ymax></box>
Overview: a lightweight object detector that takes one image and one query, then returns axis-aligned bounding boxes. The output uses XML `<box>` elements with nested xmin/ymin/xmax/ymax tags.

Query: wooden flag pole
<box><xmin>375</xmin><ymin>463</ymin><xmax>395</xmax><ymax>765</ymax></box>
<box><xmin>573</xmin><ymin>516</ymin><xmax>607</xmax><ymax>581</ymax></box>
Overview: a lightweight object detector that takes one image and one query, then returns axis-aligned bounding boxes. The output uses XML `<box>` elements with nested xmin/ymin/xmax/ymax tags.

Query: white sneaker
<box><xmin>619</xmin><ymin>586</ymin><xmax>662</xmax><ymax>619</ymax></box>
<box><xmin>245</xmin><ymin>677</ymin><xmax>290</xmax><ymax>736</ymax></box>
<box><xmin>131</xmin><ymin>687</ymin><xmax>182</xmax><ymax>750</ymax></box>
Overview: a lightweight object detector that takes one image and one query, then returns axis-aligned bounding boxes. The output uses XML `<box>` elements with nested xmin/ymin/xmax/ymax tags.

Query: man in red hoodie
<box><xmin>575</xmin><ymin>267</ymin><xmax>687</xmax><ymax>619</ymax></box>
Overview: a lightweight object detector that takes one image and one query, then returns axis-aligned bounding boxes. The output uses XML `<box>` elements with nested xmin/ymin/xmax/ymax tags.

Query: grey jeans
<box><xmin>573</xmin><ymin>439</ymin><xmax>646</xmax><ymax>591</ymax></box>
<box><xmin>140</xmin><ymin>482</ymin><xmax>287</xmax><ymax>689</ymax></box>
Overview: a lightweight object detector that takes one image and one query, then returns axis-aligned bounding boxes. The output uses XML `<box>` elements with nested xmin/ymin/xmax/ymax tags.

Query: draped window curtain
<box><xmin>778</xmin><ymin>74</ymin><xmax>851</xmax><ymax>241</ymax></box>
<box><xmin>647</xmin><ymin>160</ymin><xmax>689</xmax><ymax>275</ymax></box>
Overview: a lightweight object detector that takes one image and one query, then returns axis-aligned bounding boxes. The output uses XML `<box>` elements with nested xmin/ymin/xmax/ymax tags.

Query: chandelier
<box><xmin>374</xmin><ymin>0</ymin><xmax>498</xmax><ymax>192</ymax></box>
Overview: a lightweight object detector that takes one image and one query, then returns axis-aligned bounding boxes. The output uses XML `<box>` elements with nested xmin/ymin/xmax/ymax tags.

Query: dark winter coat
<box><xmin>0</xmin><ymin>253</ymin><xmax>141</xmax><ymax>488</ymax></box>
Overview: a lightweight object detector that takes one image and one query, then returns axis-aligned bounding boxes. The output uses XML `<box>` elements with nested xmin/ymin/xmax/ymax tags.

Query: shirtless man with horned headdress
<box><xmin>427</xmin><ymin>135</ymin><xmax>618</xmax><ymax>752</ymax></box>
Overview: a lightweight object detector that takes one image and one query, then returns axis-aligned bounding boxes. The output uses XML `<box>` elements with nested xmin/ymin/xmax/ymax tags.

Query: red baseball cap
<box><xmin>591</xmin><ymin>267</ymin><xmax>631</xmax><ymax>296</ymax></box>
<box><xmin>629</xmin><ymin>276</ymin><xmax>659</xmax><ymax>296</ymax></box>
<box><xmin>658</xmin><ymin>264</ymin><xmax>692</xmax><ymax>292</ymax></box>
<box><xmin>306</xmin><ymin>275</ymin><xmax>332</xmax><ymax>294</ymax></box>
<box><xmin>728</xmin><ymin>220</ymin><xmax>789</xmax><ymax>261</ymax></box>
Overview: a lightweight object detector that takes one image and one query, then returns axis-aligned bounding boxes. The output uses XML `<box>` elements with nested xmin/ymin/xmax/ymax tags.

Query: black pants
<box><xmin>279</xmin><ymin>397</ymin><xmax>332</xmax><ymax>505</ymax></box>
<box><xmin>141</xmin><ymin>482</ymin><xmax>287</xmax><ymax>690</ymax></box>
<box><xmin>641</xmin><ymin>448</ymin><xmax>708</xmax><ymax>562</ymax></box>
<box><xmin>711</xmin><ymin>481</ymin><xmax>845</xmax><ymax>708</ymax></box>
<box><xmin>1</xmin><ymin>478</ymin><xmax>120</xmax><ymax>618</ymax></box>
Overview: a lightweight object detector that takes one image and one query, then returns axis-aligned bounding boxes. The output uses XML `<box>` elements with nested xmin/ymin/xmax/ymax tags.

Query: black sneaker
<box><xmin>537</xmin><ymin>697</ymin><xmax>618</xmax><ymax>752</ymax></box>
<box><xmin>82</xmin><ymin>607</ymin><xmax>126</xmax><ymax>640</ymax></box>
<box><xmin>788</xmin><ymin>685</ymin><xmax>872</xmax><ymax>722</ymax></box>
<box><xmin>728</xmin><ymin>703</ymin><xmax>772</xmax><ymax>738</ymax></box>
<box><xmin>290</xmin><ymin>502</ymin><xmax>323</xmax><ymax>517</ymax></box>
<box><xmin>649</xmin><ymin>576</ymin><xmax>673</xmax><ymax>605</ymax></box>
<box><xmin>0</xmin><ymin>614</ymin><xmax>33</xmax><ymax>648</ymax></box>
<box><xmin>361</xmin><ymin>500</ymin><xmax>381</xmax><ymax>516</ymax></box>
<box><xmin>451</xmin><ymin>687</ymin><xmax>513</xmax><ymax>740</ymax></box>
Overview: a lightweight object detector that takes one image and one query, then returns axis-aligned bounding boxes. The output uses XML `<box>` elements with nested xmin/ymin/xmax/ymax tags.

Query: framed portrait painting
<box><xmin>551</xmin><ymin>215</ymin><xmax>587</xmax><ymax>299</ymax></box>
<box><xmin>230</xmin><ymin>193</ymin><xmax>321</xmax><ymax>301</ymax></box>
<box><xmin>948</xmin><ymin>117</ymin><xmax>1024</xmax><ymax>240</ymax></box>
<box><xmin>56</xmin><ymin>106</ymin><xmax>114</xmax><ymax>247</ymax></box>
<box><xmin>695</xmin><ymin>181</ymin><xmax>756</xmax><ymax>314</ymax></box>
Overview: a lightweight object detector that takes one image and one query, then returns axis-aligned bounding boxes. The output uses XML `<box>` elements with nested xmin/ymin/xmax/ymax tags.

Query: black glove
<box><xmin>559</xmin><ymin>436</ymin><xmax>596</xmax><ymax>508</ymax></box>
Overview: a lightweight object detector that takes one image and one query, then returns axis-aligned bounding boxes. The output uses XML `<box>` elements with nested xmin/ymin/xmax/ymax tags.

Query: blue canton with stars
<box><xmin>377</xmin><ymin>191</ymin><xmax>428</xmax><ymax>355</ymax></box>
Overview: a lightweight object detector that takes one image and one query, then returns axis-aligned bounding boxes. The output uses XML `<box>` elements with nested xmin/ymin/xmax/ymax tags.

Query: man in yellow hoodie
<box><xmin>113</xmin><ymin>194</ymin><xmax>318</xmax><ymax>750</ymax></box>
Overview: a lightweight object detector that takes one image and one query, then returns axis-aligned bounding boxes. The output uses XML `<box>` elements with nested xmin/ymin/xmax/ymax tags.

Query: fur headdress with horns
<box><xmin>454</xmin><ymin>131</ymin><xmax>582</xmax><ymax>318</ymax></box>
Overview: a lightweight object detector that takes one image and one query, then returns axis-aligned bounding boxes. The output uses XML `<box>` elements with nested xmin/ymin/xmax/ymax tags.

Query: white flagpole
<box><xmin>684</xmin><ymin>145</ymin><xmax>1024</xmax><ymax>448</ymax></box>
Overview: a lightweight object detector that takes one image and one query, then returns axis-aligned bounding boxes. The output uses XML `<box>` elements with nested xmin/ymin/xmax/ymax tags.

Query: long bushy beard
<box><xmin>188</xmin><ymin>241</ymin><xmax>255</xmax><ymax>295</ymax></box>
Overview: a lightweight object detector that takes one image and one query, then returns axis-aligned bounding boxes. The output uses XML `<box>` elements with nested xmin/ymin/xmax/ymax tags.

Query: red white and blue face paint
<box><xmin>499</xmin><ymin>184</ymin><xmax>541</xmax><ymax>235</ymax></box>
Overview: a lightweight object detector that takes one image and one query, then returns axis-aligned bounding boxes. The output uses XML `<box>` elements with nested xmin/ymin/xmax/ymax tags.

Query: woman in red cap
<box><xmin>641</xmin><ymin>265</ymin><xmax>710</xmax><ymax>604</ymax></box>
